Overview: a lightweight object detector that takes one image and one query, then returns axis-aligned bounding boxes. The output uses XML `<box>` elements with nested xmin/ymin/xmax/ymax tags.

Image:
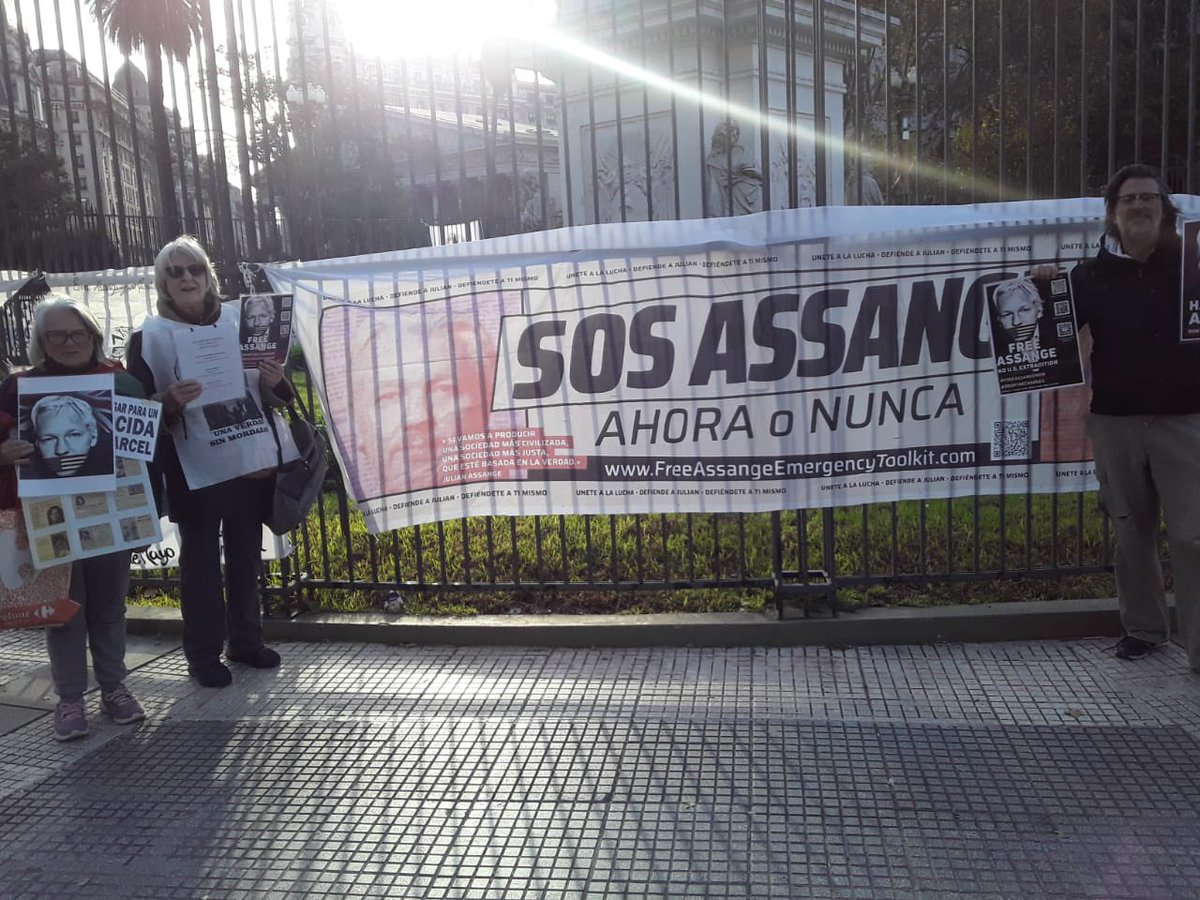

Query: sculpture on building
<box><xmin>704</xmin><ymin>122</ymin><xmax>761</xmax><ymax>218</ymax></box>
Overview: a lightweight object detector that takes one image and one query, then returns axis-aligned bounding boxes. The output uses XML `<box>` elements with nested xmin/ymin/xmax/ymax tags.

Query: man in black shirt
<box><xmin>1070</xmin><ymin>164</ymin><xmax>1200</xmax><ymax>669</ymax></box>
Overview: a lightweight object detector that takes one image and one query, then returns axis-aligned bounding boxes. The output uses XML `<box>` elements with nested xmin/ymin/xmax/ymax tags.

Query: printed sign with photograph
<box><xmin>239</xmin><ymin>293</ymin><xmax>294</xmax><ymax>367</ymax></box>
<box><xmin>16</xmin><ymin>374</ymin><xmax>116</xmax><ymax>498</ymax></box>
<box><xmin>1183</xmin><ymin>219</ymin><xmax>1200</xmax><ymax>343</ymax></box>
<box><xmin>986</xmin><ymin>274</ymin><xmax>1085</xmax><ymax>396</ymax></box>
<box><xmin>70</xmin><ymin>492</ymin><xmax>109</xmax><ymax>518</ymax></box>
<box><xmin>22</xmin><ymin>456</ymin><xmax>161</xmax><ymax>568</ymax></box>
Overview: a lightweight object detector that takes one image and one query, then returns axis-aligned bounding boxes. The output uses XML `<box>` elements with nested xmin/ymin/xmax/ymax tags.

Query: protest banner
<box><xmin>30</xmin><ymin>200</ymin><xmax>1200</xmax><ymax>534</ymax></box>
<box><xmin>260</xmin><ymin>199</ymin><xmax>1200</xmax><ymax>532</ymax></box>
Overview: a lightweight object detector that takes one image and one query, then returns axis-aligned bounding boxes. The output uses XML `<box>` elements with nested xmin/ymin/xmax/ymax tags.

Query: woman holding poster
<box><xmin>126</xmin><ymin>236</ymin><xmax>296</xmax><ymax>689</ymax></box>
<box><xmin>0</xmin><ymin>296</ymin><xmax>148</xmax><ymax>741</ymax></box>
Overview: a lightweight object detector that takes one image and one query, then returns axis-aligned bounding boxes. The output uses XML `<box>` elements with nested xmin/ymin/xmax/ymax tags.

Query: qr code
<box><xmin>1051</xmin><ymin>278</ymin><xmax>1068</xmax><ymax>295</ymax></box>
<box><xmin>1053</xmin><ymin>300</ymin><xmax>1071</xmax><ymax>317</ymax></box>
<box><xmin>992</xmin><ymin>420</ymin><xmax>1031</xmax><ymax>460</ymax></box>
<box><xmin>1056</xmin><ymin>321</ymin><xmax>1074</xmax><ymax>338</ymax></box>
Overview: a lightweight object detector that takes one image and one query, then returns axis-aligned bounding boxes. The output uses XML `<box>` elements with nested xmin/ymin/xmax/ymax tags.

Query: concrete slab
<box><xmin>0</xmin><ymin>705</ymin><xmax>43</xmax><ymax>736</ymax></box>
<box><xmin>4</xmin><ymin>618</ymin><xmax>1200</xmax><ymax>898</ymax></box>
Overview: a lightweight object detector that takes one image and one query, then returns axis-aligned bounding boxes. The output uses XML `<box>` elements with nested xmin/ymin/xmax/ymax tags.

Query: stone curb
<box><xmin>127</xmin><ymin>597</ymin><xmax>1128</xmax><ymax>648</ymax></box>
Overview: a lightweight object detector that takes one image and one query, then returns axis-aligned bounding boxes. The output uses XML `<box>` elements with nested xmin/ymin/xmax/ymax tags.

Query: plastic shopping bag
<box><xmin>0</xmin><ymin>508</ymin><xmax>77</xmax><ymax>630</ymax></box>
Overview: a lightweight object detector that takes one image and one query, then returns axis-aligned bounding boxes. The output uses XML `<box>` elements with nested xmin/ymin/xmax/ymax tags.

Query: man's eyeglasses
<box><xmin>1116</xmin><ymin>192</ymin><xmax>1162</xmax><ymax>206</ymax></box>
<box><xmin>44</xmin><ymin>329</ymin><xmax>92</xmax><ymax>346</ymax></box>
<box><xmin>165</xmin><ymin>263</ymin><xmax>207</xmax><ymax>279</ymax></box>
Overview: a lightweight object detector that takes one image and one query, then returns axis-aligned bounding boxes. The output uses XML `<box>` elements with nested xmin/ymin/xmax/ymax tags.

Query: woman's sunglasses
<box><xmin>165</xmin><ymin>263</ymin><xmax>207</xmax><ymax>279</ymax></box>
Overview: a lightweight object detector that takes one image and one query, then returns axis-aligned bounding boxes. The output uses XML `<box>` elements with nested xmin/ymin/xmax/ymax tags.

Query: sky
<box><xmin>337</xmin><ymin>0</ymin><xmax>557</xmax><ymax>60</ymax></box>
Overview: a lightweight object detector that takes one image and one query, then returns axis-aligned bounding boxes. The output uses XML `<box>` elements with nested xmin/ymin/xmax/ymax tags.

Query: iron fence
<box><xmin>1</xmin><ymin>0</ymin><xmax>1196</xmax><ymax>613</ymax></box>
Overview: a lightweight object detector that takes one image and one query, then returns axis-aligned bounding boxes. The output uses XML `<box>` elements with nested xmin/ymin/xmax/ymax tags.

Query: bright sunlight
<box><xmin>337</xmin><ymin>0</ymin><xmax>557</xmax><ymax>59</ymax></box>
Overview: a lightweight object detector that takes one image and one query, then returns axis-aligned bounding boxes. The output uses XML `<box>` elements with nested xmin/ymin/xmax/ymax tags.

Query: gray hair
<box><xmin>243</xmin><ymin>295</ymin><xmax>275</xmax><ymax>317</ymax></box>
<box><xmin>994</xmin><ymin>278</ymin><xmax>1042</xmax><ymax>310</ymax></box>
<box><xmin>153</xmin><ymin>235</ymin><xmax>220</xmax><ymax>309</ymax></box>
<box><xmin>27</xmin><ymin>294</ymin><xmax>103</xmax><ymax>367</ymax></box>
<box><xmin>30</xmin><ymin>394</ymin><xmax>98</xmax><ymax>433</ymax></box>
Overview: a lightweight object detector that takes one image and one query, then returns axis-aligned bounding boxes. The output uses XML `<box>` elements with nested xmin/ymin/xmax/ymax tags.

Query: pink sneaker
<box><xmin>53</xmin><ymin>699</ymin><xmax>88</xmax><ymax>741</ymax></box>
<box><xmin>100</xmin><ymin>686</ymin><xmax>146</xmax><ymax>725</ymax></box>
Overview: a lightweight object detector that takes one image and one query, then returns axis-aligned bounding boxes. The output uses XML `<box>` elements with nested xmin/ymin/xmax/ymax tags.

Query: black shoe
<box><xmin>1113</xmin><ymin>635</ymin><xmax>1160</xmax><ymax>661</ymax></box>
<box><xmin>226</xmin><ymin>646</ymin><xmax>281</xmax><ymax>669</ymax></box>
<box><xmin>188</xmin><ymin>658</ymin><xmax>233</xmax><ymax>687</ymax></box>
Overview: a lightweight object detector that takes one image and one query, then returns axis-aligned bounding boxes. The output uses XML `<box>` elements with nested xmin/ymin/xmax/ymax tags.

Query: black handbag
<box><xmin>264</xmin><ymin>393</ymin><xmax>328</xmax><ymax>535</ymax></box>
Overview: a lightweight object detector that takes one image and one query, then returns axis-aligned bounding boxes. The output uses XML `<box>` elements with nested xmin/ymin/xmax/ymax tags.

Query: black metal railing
<box><xmin>1</xmin><ymin>0</ymin><xmax>1195</xmax><ymax>613</ymax></box>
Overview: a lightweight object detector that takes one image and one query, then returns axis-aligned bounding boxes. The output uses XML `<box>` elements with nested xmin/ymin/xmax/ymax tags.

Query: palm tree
<box><xmin>91</xmin><ymin>0</ymin><xmax>203</xmax><ymax>242</ymax></box>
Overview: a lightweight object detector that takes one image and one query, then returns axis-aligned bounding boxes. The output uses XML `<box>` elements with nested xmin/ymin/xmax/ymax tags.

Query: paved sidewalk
<box><xmin>2</xmin><ymin>628</ymin><xmax>1200</xmax><ymax>898</ymax></box>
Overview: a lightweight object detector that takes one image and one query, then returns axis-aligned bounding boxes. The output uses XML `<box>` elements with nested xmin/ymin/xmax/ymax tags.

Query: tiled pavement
<box><xmin>2</xmin><ymin>628</ymin><xmax>1200</xmax><ymax>898</ymax></box>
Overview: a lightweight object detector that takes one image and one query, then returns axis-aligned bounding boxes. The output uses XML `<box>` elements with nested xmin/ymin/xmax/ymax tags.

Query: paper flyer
<box><xmin>1183</xmin><ymin>219</ymin><xmax>1200</xmax><ymax>343</ymax></box>
<box><xmin>986</xmin><ymin>273</ymin><xmax>1085</xmax><ymax>395</ymax></box>
<box><xmin>239</xmin><ymin>293</ymin><xmax>294</xmax><ymax>367</ymax></box>
<box><xmin>172</xmin><ymin>322</ymin><xmax>245</xmax><ymax>404</ymax></box>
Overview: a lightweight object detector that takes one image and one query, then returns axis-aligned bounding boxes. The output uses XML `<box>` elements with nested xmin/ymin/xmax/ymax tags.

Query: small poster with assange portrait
<box><xmin>22</xmin><ymin>455</ymin><xmax>161</xmax><ymax>569</ymax></box>
<box><xmin>985</xmin><ymin>273</ymin><xmax>1085</xmax><ymax>396</ymax></box>
<box><xmin>238</xmin><ymin>293</ymin><xmax>294</xmax><ymax>368</ymax></box>
<box><xmin>16</xmin><ymin>374</ymin><xmax>116</xmax><ymax>498</ymax></box>
<box><xmin>1182</xmin><ymin>219</ymin><xmax>1200</xmax><ymax>342</ymax></box>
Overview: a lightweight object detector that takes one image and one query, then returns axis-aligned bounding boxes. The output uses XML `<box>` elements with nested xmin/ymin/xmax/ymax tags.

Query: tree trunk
<box><xmin>146</xmin><ymin>45</ymin><xmax>181</xmax><ymax>241</ymax></box>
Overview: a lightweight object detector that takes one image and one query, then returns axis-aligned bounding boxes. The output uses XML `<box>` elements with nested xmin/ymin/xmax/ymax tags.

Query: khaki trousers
<box><xmin>1089</xmin><ymin>413</ymin><xmax>1200</xmax><ymax>670</ymax></box>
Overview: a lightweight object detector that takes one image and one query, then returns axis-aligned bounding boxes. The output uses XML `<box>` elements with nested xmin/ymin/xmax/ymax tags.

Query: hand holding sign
<box><xmin>161</xmin><ymin>378</ymin><xmax>203</xmax><ymax>415</ymax></box>
<box><xmin>0</xmin><ymin>438</ymin><xmax>32</xmax><ymax>466</ymax></box>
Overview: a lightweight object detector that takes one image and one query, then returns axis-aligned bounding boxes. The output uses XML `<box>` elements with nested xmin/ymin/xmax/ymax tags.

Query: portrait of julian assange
<box><xmin>987</xmin><ymin>276</ymin><xmax>1062</xmax><ymax>356</ymax></box>
<box><xmin>19</xmin><ymin>392</ymin><xmax>115</xmax><ymax>482</ymax></box>
<box><xmin>240</xmin><ymin>294</ymin><xmax>277</xmax><ymax>343</ymax></box>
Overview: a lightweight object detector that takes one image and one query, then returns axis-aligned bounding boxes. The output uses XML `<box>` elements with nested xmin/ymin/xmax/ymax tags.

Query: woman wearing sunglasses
<box><xmin>0</xmin><ymin>295</ymin><xmax>149</xmax><ymax>740</ymax></box>
<box><xmin>126</xmin><ymin>236</ymin><xmax>293</xmax><ymax>688</ymax></box>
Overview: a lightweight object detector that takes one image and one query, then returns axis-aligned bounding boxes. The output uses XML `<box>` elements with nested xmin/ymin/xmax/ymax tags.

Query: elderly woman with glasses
<box><xmin>125</xmin><ymin>236</ymin><xmax>293</xmax><ymax>689</ymax></box>
<box><xmin>0</xmin><ymin>295</ymin><xmax>148</xmax><ymax>741</ymax></box>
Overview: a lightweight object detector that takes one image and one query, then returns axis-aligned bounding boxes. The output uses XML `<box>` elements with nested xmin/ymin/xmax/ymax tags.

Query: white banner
<box><xmin>24</xmin><ymin>200</ymin><xmax>1200</xmax><ymax>534</ymax></box>
<box><xmin>258</xmin><ymin>198</ymin><xmax>1200</xmax><ymax>532</ymax></box>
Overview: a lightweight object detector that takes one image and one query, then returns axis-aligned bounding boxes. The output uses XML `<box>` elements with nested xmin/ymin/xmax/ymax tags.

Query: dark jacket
<box><xmin>0</xmin><ymin>358</ymin><xmax>144</xmax><ymax>510</ymax></box>
<box><xmin>125</xmin><ymin>297</ymin><xmax>293</xmax><ymax>522</ymax></box>
<box><xmin>1072</xmin><ymin>240</ymin><xmax>1200</xmax><ymax>416</ymax></box>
